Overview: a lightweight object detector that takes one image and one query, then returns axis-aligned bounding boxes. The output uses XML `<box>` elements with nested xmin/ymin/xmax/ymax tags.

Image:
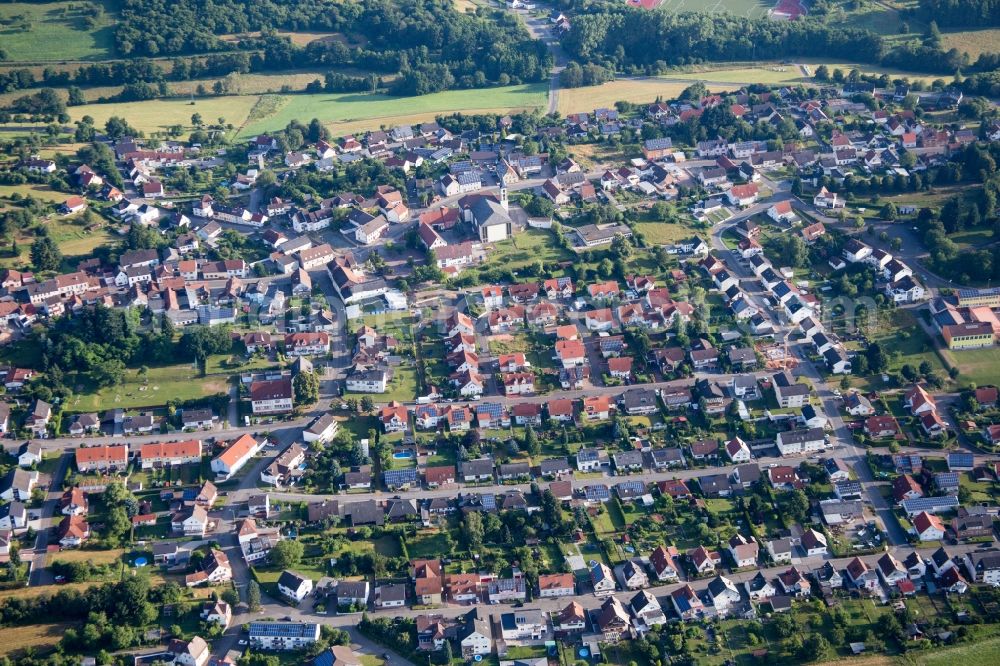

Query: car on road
<box><xmin>283</xmin><ymin>616</ymin><xmax>293</xmax><ymax>622</ymax></box>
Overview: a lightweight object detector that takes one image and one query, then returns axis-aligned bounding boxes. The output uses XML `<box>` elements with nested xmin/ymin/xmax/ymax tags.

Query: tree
<box><xmin>105</xmin><ymin>506</ymin><xmax>131</xmax><ymax>545</ymax></box>
<box><xmin>293</xmin><ymin>371</ymin><xmax>320</xmax><ymax>406</ymax></box>
<box><xmin>784</xmin><ymin>489</ymin><xmax>810</xmax><ymax>523</ymax></box>
<box><xmin>246</xmin><ymin>580</ymin><xmax>262</xmax><ymax>611</ymax></box>
<box><xmin>67</xmin><ymin>86</ymin><xmax>86</xmax><ymax>106</ymax></box>
<box><xmin>221</xmin><ymin>588</ymin><xmax>240</xmax><ymax>607</ymax></box>
<box><xmin>30</xmin><ymin>236</ymin><xmax>62</xmax><ymax>271</ymax></box>
<box><xmin>462</xmin><ymin>511</ymin><xmax>484</xmax><ymax>551</ymax></box>
<box><xmin>191</xmin><ymin>113</ymin><xmax>203</xmax><ymax>126</ymax></box>
<box><xmin>800</xmin><ymin>635</ymin><xmax>831</xmax><ymax>662</ymax></box>
<box><xmin>866</xmin><ymin>342</ymin><xmax>888</xmax><ymax>373</ymax></box>
<box><xmin>270</xmin><ymin>539</ymin><xmax>304</xmax><ymax>568</ymax></box>
<box><xmin>360</xmin><ymin>396</ymin><xmax>375</xmax><ymax>413</ymax></box>
<box><xmin>881</xmin><ymin>202</ymin><xmax>898</xmax><ymax>221</ymax></box>
<box><xmin>523</xmin><ymin>423</ymin><xmax>540</xmax><ymax>456</ymax></box>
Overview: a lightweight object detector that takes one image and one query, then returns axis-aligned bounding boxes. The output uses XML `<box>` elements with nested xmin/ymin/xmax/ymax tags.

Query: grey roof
<box><xmin>539</xmin><ymin>457</ymin><xmax>570</xmax><ymax>474</ymax></box>
<box><xmin>461</xmin><ymin>458</ymin><xmax>494</xmax><ymax>477</ymax></box>
<box><xmin>277</xmin><ymin>570</ymin><xmax>310</xmax><ymax>591</ymax></box>
<box><xmin>468</xmin><ymin>197</ymin><xmax>511</xmax><ymax>229</ymax></box>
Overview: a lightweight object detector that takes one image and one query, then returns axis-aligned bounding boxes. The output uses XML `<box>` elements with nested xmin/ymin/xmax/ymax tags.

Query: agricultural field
<box><xmin>0</xmin><ymin>1</ymin><xmax>116</xmax><ymax>62</ymax></box>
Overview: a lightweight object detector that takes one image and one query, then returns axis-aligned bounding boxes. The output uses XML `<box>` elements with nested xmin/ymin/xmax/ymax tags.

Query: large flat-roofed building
<box><xmin>942</xmin><ymin>322</ymin><xmax>995</xmax><ymax>350</ymax></box>
<box><xmin>956</xmin><ymin>287</ymin><xmax>1000</xmax><ymax>308</ymax></box>
<box><xmin>248</xmin><ymin>622</ymin><xmax>320</xmax><ymax>650</ymax></box>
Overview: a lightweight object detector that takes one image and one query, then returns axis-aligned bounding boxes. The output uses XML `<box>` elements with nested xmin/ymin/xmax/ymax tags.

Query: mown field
<box><xmin>653</xmin><ymin>0</ymin><xmax>772</xmax><ymax>18</ymax></box>
<box><xmin>238</xmin><ymin>83</ymin><xmax>548</xmax><ymax>136</ymax></box>
<box><xmin>940</xmin><ymin>28</ymin><xmax>1000</xmax><ymax>59</ymax></box>
<box><xmin>66</xmin><ymin>83</ymin><xmax>547</xmax><ymax>137</ymax></box>
<box><xmin>557</xmin><ymin>79</ymin><xmax>730</xmax><ymax>115</ymax></box>
<box><xmin>65</xmin><ymin>361</ymin><xmax>230</xmax><ymax>412</ymax></box>
<box><xmin>69</xmin><ymin>96</ymin><xmax>261</xmax><ymax>135</ymax></box>
<box><xmin>0</xmin><ymin>0</ymin><xmax>116</xmax><ymax>62</ymax></box>
<box><xmin>948</xmin><ymin>347</ymin><xmax>1000</xmax><ymax>386</ymax></box>
<box><xmin>0</xmin><ymin>622</ymin><xmax>77</xmax><ymax>656</ymax></box>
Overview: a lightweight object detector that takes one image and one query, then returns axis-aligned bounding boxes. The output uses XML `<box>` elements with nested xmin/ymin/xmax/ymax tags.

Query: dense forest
<box><xmin>918</xmin><ymin>0</ymin><xmax>1000</xmax><ymax>27</ymax></box>
<box><xmin>562</xmin><ymin>11</ymin><xmax>882</xmax><ymax>68</ymax></box>
<box><xmin>560</xmin><ymin>7</ymin><xmax>981</xmax><ymax>75</ymax></box>
<box><xmin>111</xmin><ymin>0</ymin><xmax>550</xmax><ymax>94</ymax></box>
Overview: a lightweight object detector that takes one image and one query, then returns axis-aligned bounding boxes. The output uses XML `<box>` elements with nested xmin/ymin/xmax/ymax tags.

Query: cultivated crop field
<box><xmin>0</xmin><ymin>0</ymin><xmax>116</xmax><ymax>61</ymax></box>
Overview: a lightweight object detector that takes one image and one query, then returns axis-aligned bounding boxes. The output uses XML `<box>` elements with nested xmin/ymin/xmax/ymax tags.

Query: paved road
<box><xmin>28</xmin><ymin>452</ymin><xmax>71</xmax><ymax>586</ymax></box>
<box><xmin>516</xmin><ymin>6</ymin><xmax>565</xmax><ymax>116</ymax></box>
<box><xmin>708</xmin><ymin>199</ymin><xmax>908</xmax><ymax>546</ymax></box>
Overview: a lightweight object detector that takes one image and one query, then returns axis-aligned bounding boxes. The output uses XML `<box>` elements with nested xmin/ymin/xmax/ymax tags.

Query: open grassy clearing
<box><xmin>653</xmin><ymin>0</ymin><xmax>771</xmax><ymax>17</ymax></box>
<box><xmin>0</xmin><ymin>1</ymin><xmax>116</xmax><ymax>62</ymax></box>
<box><xmin>940</xmin><ymin>28</ymin><xmax>1000</xmax><ymax>59</ymax></box>
<box><xmin>0</xmin><ymin>183</ymin><xmax>70</xmax><ymax>204</ymax></box>
<box><xmin>0</xmin><ymin>216</ymin><xmax>115</xmax><ymax>271</ymax></box>
<box><xmin>0</xmin><ymin>622</ymin><xmax>76</xmax><ymax>656</ymax></box>
<box><xmin>66</xmin><ymin>362</ymin><xmax>230</xmax><ymax>412</ymax></box>
<box><xmin>0</xmin><ymin>71</ymin><xmax>341</xmax><ymax>108</ymax></box>
<box><xmin>220</xmin><ymin>30</ymin><xmax>368</xmax><ymax>48</ymax></box>
<box><xmin>475</xmin><ymin>227</ymin><xmax>573</xmax><ymax>275</ymax></box>
<box><xmin>948</xmin><ymin>347</ymin><xmax>1000</xmax><ymax>386</ymax></box>
<box><xmin>633</xmin><ymin>220</ymin><xmax>699</xmax><ymax>245</ymax></box>
<box><xmin>47</xmin><ymin>547</ymin><xmax>125</xmax><ymax>566</ymax></box>
<box><xmin>918</xmin><ymin>635</ymin><xmax>1000</xmax><ymax>666</ymax></box>
<box><xmin>239</xmin><ymin>84</ymin><xmax>547</xmax><ymax>136</ymax></box>
<box><xmin>70</xmin><ymin>96</ymin><xmax>260</xmax><ymax>135</ymax></box>
<box><xmin>557</xmin><ymin>79</ymin><xmax>730</xmax><ymax>114</ymax></box>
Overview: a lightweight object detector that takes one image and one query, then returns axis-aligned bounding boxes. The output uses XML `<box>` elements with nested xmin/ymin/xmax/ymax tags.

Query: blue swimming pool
<box><xmin>393</xmin><ymin>450</ymin><xmax>414</xmax><ymax>460</ymax></box>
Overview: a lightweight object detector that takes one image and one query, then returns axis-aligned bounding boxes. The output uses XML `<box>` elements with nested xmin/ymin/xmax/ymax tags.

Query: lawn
<box><xmin>950</xmin><ymin>347</ymin><xmax>1000</xmax><ymax>387</ymax></box>
<box><xmin>344</xmin><ymin>364</ymin><xmax>418</xmax><ymax>403</ymax></box>
<box><xmin>633</xmin><ymin>220</ymin><xmax>698</xmax><ymax>246</ymax></box>
<box><xmin>0</xmin><ymin>1</ymin><xmax>116</xmax><ymax>61</ymax></box>
<box><xmin>476</xmin><ymin>228</ymin><xmax>573</xmax><ymax>275</ymax></box>
<box><xmin>0</xmin><ymin>622</ymin><xmax>76</xmax><ymax>656</ymax></box>
<box><xmin>66</xmin><ymin>362</ymin><xmax>230</xmax><ymax>412</ymax></box>
<box><xmin>238</xmin><ymin>83</ymin><xmax>548</xmax><ymax>136</ymax></box>
<box><xmin>407</xmin><ymin>530</ymin><xmax>453</xmax><ymax>559</ymax></box>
